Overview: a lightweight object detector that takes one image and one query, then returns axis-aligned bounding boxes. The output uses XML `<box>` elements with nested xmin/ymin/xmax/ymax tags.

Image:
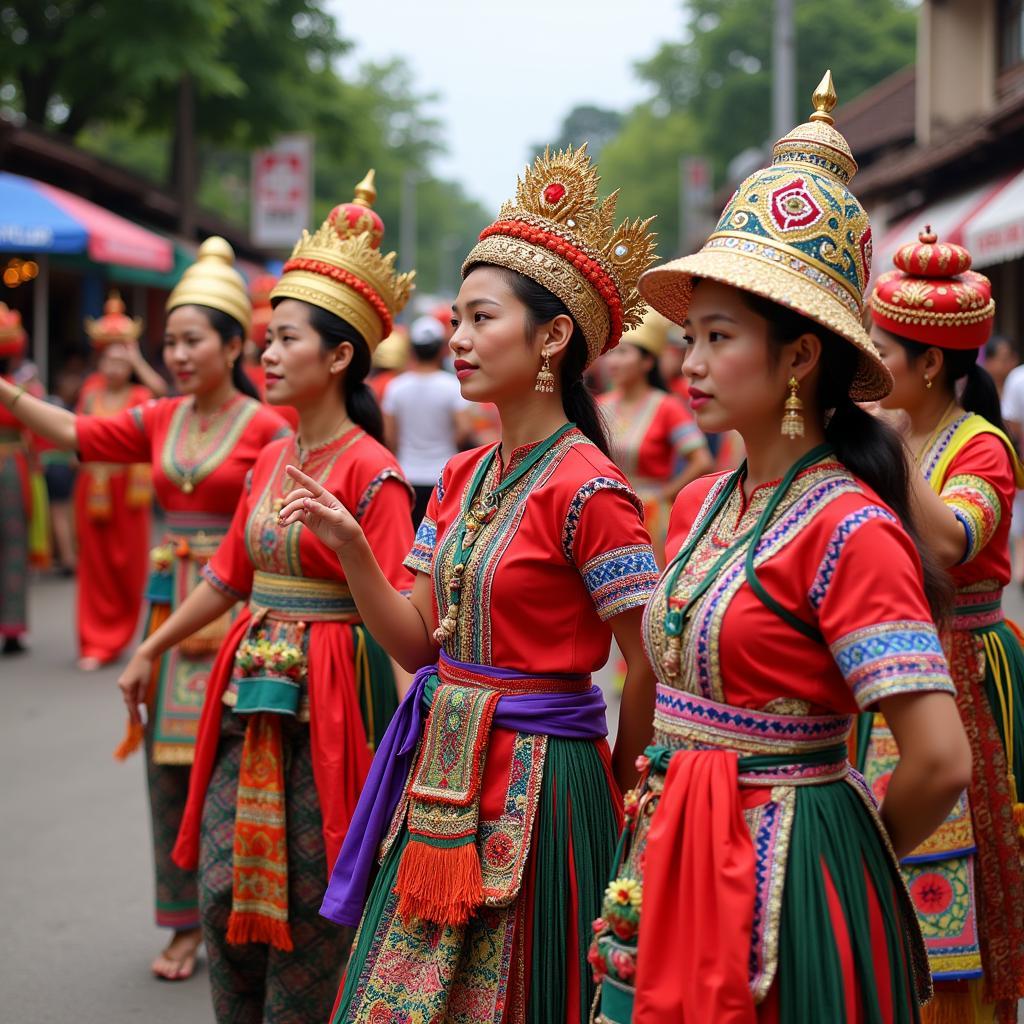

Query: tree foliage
<box><xmin>546</xmin><ymin>0</ymin><xmax>918</xmax><ymax>259</ymax></box>
<box><xmin>0</xmin><ymin>0</ymin><xmax>488</xmax><ymax>293</ymax></box>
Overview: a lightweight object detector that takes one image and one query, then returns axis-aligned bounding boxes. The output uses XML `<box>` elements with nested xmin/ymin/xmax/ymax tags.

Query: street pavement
<box><xmin>4</xmin><ymin>572</ymin><xmax>1024</xmax><ymax>1023</ymax></box>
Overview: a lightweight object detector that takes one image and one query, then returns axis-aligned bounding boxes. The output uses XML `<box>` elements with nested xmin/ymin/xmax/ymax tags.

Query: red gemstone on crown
<box><xmin>544</xmin><ymin>183</ymin><xmax>567</xmax><ymax>205</ymax></box>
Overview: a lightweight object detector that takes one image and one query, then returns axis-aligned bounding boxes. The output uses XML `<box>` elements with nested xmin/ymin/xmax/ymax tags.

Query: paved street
<box><xmin>1</xmin><ymin>576</ymin><xmax>214</xmax><ymax>1024</ymax></box>
<box><xmin>4</xmin><ymin>571</ymin><xmax>1024</xmax><ymax>1023</ymax></box>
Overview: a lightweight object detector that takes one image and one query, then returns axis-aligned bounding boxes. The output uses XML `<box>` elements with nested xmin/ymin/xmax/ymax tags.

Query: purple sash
<box><xmin>320</xmin><ymin>652</ymin><xmax>608</xmax><ymax>926</ymax></box>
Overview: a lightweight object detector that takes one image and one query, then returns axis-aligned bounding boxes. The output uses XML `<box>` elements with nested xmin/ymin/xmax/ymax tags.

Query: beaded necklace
<box><xmin>659</xmin><ymin>443</ymin><xmax>832</xmax><ymax>677</ymax></box>
<box><xmin>433</xmin><ymin>422</ymin><xmax>576</xmax><ymax>645</ymax></box>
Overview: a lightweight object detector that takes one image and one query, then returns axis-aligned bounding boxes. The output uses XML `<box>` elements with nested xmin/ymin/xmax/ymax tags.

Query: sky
<box><xmin>331</xmin><ymin>0</ymin><xmax>686</xmax><ymax>211</ymax></box>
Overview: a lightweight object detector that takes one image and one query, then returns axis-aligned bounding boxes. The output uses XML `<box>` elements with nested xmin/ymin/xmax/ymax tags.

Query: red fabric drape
<box><xmin>633</xmin><ymin>750</ymin><xmax>757</xmax><ymax>1024</ymax></box>
<box><xmin>172</xmin><ymin>613</ymin><xmax>375</xmax><ymax>874</ymax></box>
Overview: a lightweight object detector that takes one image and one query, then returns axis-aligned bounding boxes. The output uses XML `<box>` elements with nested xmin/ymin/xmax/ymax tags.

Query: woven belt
<box><xmin>652</xmin><ymin>684</ymin><xmax>852</xmax><ymax>786</ymax></box>
<box><xmin>436</xmin><ymin>651</ymin><xmax>593</xmax><ymax>694</ymax></box>
<box><xmin>250</xmin><ymin>570</ymin><xmax>358</xmax><ymax>622</ymax></box>
<box><xmin>953</xmin><ymin>588</ymin><xmax>1003</xmax><ymax>631</ymax></box>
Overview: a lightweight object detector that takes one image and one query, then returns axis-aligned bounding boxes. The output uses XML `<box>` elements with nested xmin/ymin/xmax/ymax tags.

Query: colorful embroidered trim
<box><xmin>162</xmin><ymin>396</ymin><xmax>260</xmax><ymax>493</ymax></box>
<box><xmin>943</xmin><ymin>472</ymin><xmax>1001</xmax><ymax>564</ymax></box>
<box><xmin>952</xmin><ymin>585</ymin><xmax>1003</xmax><ymax>631</ymax></box>
<box><xmin>249</xmin><ymin>570</ymin><xmax>357</xmax><ymax>621</ymax></box>
<box><xmin>807</xmin><ymin>505</ymin><xmax>898</xmax><ymax>611</ymax></box>
<box><xmin>404</xmin><ymin>516</ymin><xmax>436</xmax><ymax>575</ymax></box>
<box><xmin>561</xmin><ymin>476</ymin><xmax>642</xmax><ymax>562</ymax></box>
<box><xmin>829</xmin><ymin>620</ymin><xmax>952</xmax><ymax>710</ymax></box>
<box><xmin>581</xmin><ymin>544</ymin><xmax>660</xmax><ymax>621</ymax></box>
<box><xmin>354</xmin><ymin>467</ymin><xmax>409</xmax><ymax>522</ymax></box>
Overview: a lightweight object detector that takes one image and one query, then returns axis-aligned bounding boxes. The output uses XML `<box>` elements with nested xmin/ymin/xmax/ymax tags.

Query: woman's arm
<box><xmin>907</xmin><ymin>468</ymin><xmax>968</xmax><ymax>568</ymax></box>
<box><xmin>876</xmin><ymin>690</ymin><xmax>972</xmax><ymax>858</ymax></box>
<box><xmin>0</xmin><ymin>375</ymin><xmax>78</xmax><ymax>449</ymax></box>
<box><xmin>116</xmin><ymin>581</ymin><xmax>237</xmax><ymax>724</ymax></box>
<box><xmin>279</xmin><ymin>465</ymin><xmax>438</xmax><ymax>671</ymax></box>
<box><xmin>610</xmin><ymin>607</ymin><xmax>657</xmax><ymax>793</ymax></box>
<box><xmin>129</xmin><ymin>343</ymin><xmax>169</xmax><ymax>398</ymax></box>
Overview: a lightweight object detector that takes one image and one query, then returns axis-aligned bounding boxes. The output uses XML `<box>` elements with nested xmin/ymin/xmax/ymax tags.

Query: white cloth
<box><xmin>1002</xmin><ymin>366</ymin><xmax>1024</xmax><ymax>540</ymax></box>
<box><xmin>382</xmin><ymin>370</ymin><xmax>469</xmax><ymax>485</ymax></box>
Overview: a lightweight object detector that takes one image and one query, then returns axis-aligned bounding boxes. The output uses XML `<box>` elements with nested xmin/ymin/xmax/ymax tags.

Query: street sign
<box><xmin>251</xmin><ymin>134</ymin><xmax>314</xmax><ymax>248</ymax></box>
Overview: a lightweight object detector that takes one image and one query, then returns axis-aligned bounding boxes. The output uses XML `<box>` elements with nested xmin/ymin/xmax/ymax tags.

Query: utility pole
<box><xmin>772</xmin><ymin>0</ymin><xmax>796</xmax><ymax>140</ymax></box>
<box><xmin>400</xmin><ymin>170</ymin><xmax>418</xmax><ymax>275</ymax></box>
<box><xmin>175</xmin><ymin>73</ymin><xmax>197</xmax><ymax>241</ymax></box>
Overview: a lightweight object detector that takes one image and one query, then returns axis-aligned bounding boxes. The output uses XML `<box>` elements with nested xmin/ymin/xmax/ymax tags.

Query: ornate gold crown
<box><xmin>85</xmin><ymin>291</ymin><xmax>143</xmax><ymax>347</ymax></box>
<box><xmin>271</xmin><ymin>170</ymin><xmax>415</xmax><ymax>352</ymax></box>
<box><xmin>463</xmin><ymin>145</ymin><xmax>657</xmax><ymax>366</ymax></box>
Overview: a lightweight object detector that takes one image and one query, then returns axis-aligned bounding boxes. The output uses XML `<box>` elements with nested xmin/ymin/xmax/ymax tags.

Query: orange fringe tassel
<box><xmin>112</xmin><ymin>721</ymin><xmax>145</xmax><ymax>761</ymax></box>
<box><xmin>395</xmin><ymin>837</ymin><xmax>483</xmax><ymax>927</ymax></box>
<box><xmin>226</xmin><ymin>910</ymin><xmax>294</xmax><ymax>952</ymax></box>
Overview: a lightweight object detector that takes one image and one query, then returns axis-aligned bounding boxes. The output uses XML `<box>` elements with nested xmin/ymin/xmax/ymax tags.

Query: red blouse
<box><xmin>76</xmin><ymin>393</ymin><xmax>290</xmax><ymax>514</ymax></box>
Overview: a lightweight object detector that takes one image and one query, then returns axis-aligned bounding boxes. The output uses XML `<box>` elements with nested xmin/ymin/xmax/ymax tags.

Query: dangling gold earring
<box><xmin>781</xmin><ymin>376</ymin><xmax>804</xmax><ymax>439</ymax></box>
<box><xmin>535</xmin><ymin>349</ymin><xmax>555</xmax><ymax>393</ymax></box>
<box><xmin>924</xmin><ymin>376</ymin><xmax>933</xmax><ymax>389</ymax></box>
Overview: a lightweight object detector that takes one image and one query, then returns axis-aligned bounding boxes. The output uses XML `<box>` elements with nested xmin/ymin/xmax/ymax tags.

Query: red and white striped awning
<box><xmin>873</xmin><ymin>168</ymin><xmax>1024</xmax><ymax>279</ymax></box>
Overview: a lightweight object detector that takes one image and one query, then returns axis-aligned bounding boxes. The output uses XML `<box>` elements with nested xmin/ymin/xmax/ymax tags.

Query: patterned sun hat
<box><xmin>639</xmin><ymin>72</ymin><xmax>890</xmax><ymax>401</ymax></box>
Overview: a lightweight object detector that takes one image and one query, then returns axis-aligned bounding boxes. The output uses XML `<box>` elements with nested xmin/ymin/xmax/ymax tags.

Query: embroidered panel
<box><xmin>604</xmin><ymin>391</ymin><xmax>662</xmax><ymax>478</ymax></box>
<box><xmin>943</xmin><ymin>473</ymin><xmax>1001</xmax><ymax>563</ymax></box>
<box><xmin>920</xmin><ymin>413</ymin><xmax>970</xmax><ymax>484</ymax></box>
<box><xmin>561</xmin><ymin>477</ymin><xmax>641</xmax><ymax>562</ymax></box>
<box><xmin>432</xmin><ymin>432</ymin><xmax>588</xmax><ymax>665</ymax></box>
<box><xmin>160</xmin><ymin>395</ymin><xmax>260</xmax><ymax>492</ymax></box>
<box><xmin>807</xmin><ymin>505</ymin><xmax>897</xmax><ymax>611</ymax></box>
<box><xmin>347</xmin><ymin>866</ymin><xmax>517</xmax><ymax>1023</ymax></box>
<box><xmin>829</xmin><ymin>620</ymin><xmax>952</xmax><ymax>710</ymax></box>
<box><xmin>645</xmin><ymin>463</ymin><xmax>860</xmax><ymax>702</ymax></box>
<box><xmin>244</xmin><ymin>433</ymin><xmax>361</xmax><ymax>576</ymax></box>
<box><xmin>581</xmin><ymin>544</ymin><xmax>659</xmax><ymax>621</ymax></box>
<box><xmin>404</xmin><ymin>516</ymin><xmax>436</xmax><ymax>575</ymax></box>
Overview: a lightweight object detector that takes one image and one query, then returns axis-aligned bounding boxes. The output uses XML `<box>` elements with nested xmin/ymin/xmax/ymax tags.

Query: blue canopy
<box><xmin>0</xmin><ymin>172</ymin><xmax>88</xmax><ymax>253</ymax></box>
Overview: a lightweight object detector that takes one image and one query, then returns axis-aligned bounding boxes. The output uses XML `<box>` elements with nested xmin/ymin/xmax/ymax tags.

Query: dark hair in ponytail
<box><xmin>893</xmin><ymin>335</ymin><xmax>1006</xmax><ymax>433</ymax></box>
<box><xmin>464</xmin><ymin>263</ymin><xmax>610</xmax><ymax>455</ymax></box>
<box><xmin>744</xmin><ymin>294</ymin><xmax>952</xmax><ymax>621</ymax></box>
<box><xmin>303</xmin><ymin>302</ymin><xmax>384</xmax><ymax>443</ymax></box>
<box><xmin>190</xmin><ymin>304</ymin><xmax>261</xmax><ymax>400</ymax></box>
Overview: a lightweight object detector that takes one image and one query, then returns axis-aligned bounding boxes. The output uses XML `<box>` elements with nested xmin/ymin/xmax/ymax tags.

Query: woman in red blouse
<box><xmin>74</xmin><ymin>294</ymin><xmax>169</xmax><ymax>670</ymax></box>
<box><xmin>117</xmin><ymin>174</ymin><xmax>415</xmax><ymax>1024</ymax></box>
<box><xmin>284</xmin><ymin>147</ymin><xmax>660</xmax><ymax>1024</ymax></box>
<box><xmin>863</xmin><ymin>230</ymin><xmax>1024</xmax><ymax>1023</ymax></box>
<box><xmin>0</xmin><ymin>239</ymin><xmax>288</xmax><ymax>982</ymax></box>
<box><xmin>600</xmin><ymin>308</ymin><xmax>713</xmax><ymax>564</ymax></box>
<box><xmin>590</xmin><ymin>76</ymin><xmax>971</xmax><ymax>1024</ymax></box>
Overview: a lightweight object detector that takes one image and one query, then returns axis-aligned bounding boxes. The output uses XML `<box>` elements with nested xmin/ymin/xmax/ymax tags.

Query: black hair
<box><xmin>464</xmin><ymin>263</ymin><xmax>610</xmax><ymax>455</ymax></box>
<box><xmin>189</xmin><ymin>304</ymin><xmax>261</xmax><ymax>400</ymax></box>
<box><xmin>985</xmin><ymin>334</ymin><xmax>1014</xmax><ymax>361</ymax></box>
<box><xmin>0</xmin><ymin>357</ymin><xmax>9</xmax><ymax>376</ymax></box>
<box><xmin>893</xmin><ymin>334</ymin><xmax>1006</xmax><ymax>433</ymax></box>
<box><xmin>412</xmin><ymin>341</ymin><xmax>445</xmax><ymax>362</ymax></box>
<box><xmin>744</xmin><ymin>294</ymin><xmax>951</xmax><ymax>621</ymax></box>
<box><xmin>622</xmin><ymin>341</ymin><xmax>668</xmax><ymax>392</ymax></box>
<box><xmin>302</xmin><ymin>302</ymin><xmax>384</xmax><ymax>443</ymax></box>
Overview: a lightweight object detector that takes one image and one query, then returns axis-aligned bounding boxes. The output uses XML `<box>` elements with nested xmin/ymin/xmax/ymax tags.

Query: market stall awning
<box><xmin>964</xmin><ymin>167</ymin><xmax>1024</xmax><ymax>268</ymax></box>
<box><xmin>872</xmin><ymin>171</ymin><xmax>1022</xmax><ymax>281</ymax></box>
<box><xmin>0</xmin><ymin>171</ymin><xmax>174</xmax><ymax>272</ymax></box>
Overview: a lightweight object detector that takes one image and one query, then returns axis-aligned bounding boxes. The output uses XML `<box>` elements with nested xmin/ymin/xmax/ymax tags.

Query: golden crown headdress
<box><xmin>167</xmin><ymin>236</ymin><xmax>252</xmax><ymax>335</ymax></box>
<box><xmin>463</xmin><ymin>145</ymin><xmax>657</xmax><ymax>366</ymax></box>
<box><xmin>85</xmin><ymin>291</ymin><xmax>143</xmax><ymax>348</ymax></box>
<box><xmin>271</xmin><ymin>170</ymin><xmax>415</xmax><ymax>352</ymax></box>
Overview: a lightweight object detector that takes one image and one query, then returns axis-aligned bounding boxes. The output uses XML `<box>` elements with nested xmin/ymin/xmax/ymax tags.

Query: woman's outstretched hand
<box><xmin>279</xmin><ymin>465</ymin><xmax>363</xmax><ymax>553</ymax></box>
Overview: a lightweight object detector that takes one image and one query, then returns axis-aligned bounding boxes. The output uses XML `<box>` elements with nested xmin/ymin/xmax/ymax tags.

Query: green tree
<box><xmin>535</xmin><ymin>105</ymin><xmax>624</xmax><ymax>161</ymax></box>
<box><xmin>636</xmin><ymin>0</ymin><xmax>917</xmax><ymax>178</ymax></box>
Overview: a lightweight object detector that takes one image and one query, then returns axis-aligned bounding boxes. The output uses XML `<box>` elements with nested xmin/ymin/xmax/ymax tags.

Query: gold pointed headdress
<box><xmin>167</xmin><ymin>236</ymin><xmax>252</xmax><ymax>335</ymax></box>
<box><xmin>463</xmin><ymin>145</ymin><xmax>658</xmax><ymax>366</ymax></box>
<box><xmin>85</xmin><ymin>291</ymin><xmax>143</xmax><ymax>348</ymax></box>
<box><xmin>271</xmin><ymin>170</ymin><xmax>415</xmax><ymax>352</ymax></box>
<box><xmin>640</xmin><ymin>72</ymin><xmax>891</xmax><ymax>402</ymax></box>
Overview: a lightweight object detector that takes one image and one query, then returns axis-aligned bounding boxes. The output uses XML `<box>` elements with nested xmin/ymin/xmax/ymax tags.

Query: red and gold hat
<box><xmin>248</xmin><ymin>273</ymin><xmax>278</xmax><ymax>345</ymax></box>
<box><xmin>271</xmin><ymin>170</ymin><xmax>414</xmax><ymax>352</ymax></box>
<box><xmin>869</xmin><ymin>228</ymin><xmax>995</xmax><ymax>350</ymax></box>
<box><xmin>85</xmin><ymin>291</ymin><xmax>143</xmax><ymax>349</ymax></box>
<box><xmin>463</xmin><ymin>145</ymin><xmax>658</xmax><ymax>367</ymax></box>
<box><xmin>0</xmin><ymin>303</ymin><xmax>27</xmax><ymax>359</ymax></box>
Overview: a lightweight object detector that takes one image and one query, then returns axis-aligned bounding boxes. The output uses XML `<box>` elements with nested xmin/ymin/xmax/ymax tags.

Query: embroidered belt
<box><xmin>653</xmin><ymin>685</ymin><xmax>852</xmax><ymax>785</ymax></box>
<box><xmin>249</xmin><ymin>570</ymin><xmax>358</xmax><ymax>622</ymax></box>
<box><xmin>953</xmin><ymin>587</ymin><xmax>1003</xmax><ymax>631</ymax></box>
<box><xmin>435</xmin><ymin>653</ymin><xmax>593</xmax><ymax>694</ymax></box>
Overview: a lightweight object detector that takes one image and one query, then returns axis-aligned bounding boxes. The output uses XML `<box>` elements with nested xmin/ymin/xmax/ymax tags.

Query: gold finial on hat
<box><xmin>353</xmin><ymin>169</ymin><xmax>377</xmax><ymax>208</ymax></box>
<box><xmin>809</xmin><ymin>70</ymin><xmax>837</xmax><ymax>125</ymax></box>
